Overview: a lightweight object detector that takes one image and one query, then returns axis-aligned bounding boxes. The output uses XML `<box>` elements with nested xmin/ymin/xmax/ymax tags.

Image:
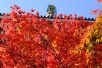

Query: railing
<box><xmin>0</xmin><ymin>15</ymin><xmax>95</xmax><ymax>22</ymax></box>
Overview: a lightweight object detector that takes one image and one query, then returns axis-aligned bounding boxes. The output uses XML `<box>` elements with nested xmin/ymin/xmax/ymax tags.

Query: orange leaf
<box><xmin>98</xmin><ymin>0</ymin><xmax>102</xmax><ymax>2</ymax></box>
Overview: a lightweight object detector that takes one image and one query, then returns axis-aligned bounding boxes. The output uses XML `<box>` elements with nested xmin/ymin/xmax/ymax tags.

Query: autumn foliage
<box><xmin>0</xmin><ymin>5</ymin><xmax>102</xmax><ymax>68</ymax></box>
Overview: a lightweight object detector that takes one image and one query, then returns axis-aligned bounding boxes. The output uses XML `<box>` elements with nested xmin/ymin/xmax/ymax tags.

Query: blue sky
<box><xmin>0</xmin><ymin>0</ymin><xmax>102</xmax><ymax>18</ymax></box>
